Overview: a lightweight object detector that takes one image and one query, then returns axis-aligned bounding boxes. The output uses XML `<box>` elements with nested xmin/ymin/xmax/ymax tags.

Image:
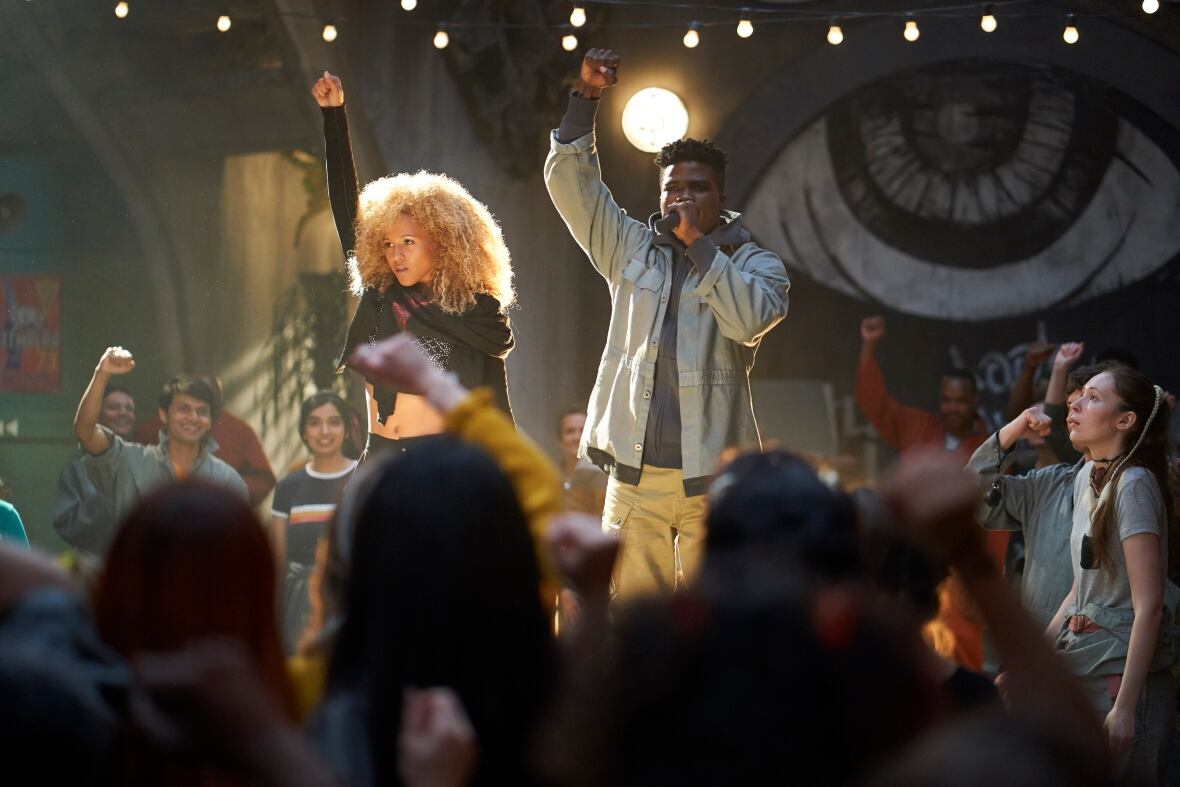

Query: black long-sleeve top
<box><xmin>322</xmin><ymin>106</ymin><xmax>514</xmax><ymax>424</ymax></box>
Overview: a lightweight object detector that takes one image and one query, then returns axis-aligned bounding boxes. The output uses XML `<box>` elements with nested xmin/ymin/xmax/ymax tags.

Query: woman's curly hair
<box><xmin>351</xmin><ymin>171</ymin><xmax>515</xmax><ymax>314</ymax></box>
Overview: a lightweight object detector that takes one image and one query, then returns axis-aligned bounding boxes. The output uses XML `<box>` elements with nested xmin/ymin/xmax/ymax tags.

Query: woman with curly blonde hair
<box><xmin>312</xmin><ymin>71</ymin><xmax>515</xmax><ymax>455</ymax></box>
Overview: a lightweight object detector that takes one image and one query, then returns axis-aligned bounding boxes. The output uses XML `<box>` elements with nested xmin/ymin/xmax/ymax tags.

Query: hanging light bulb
<box><xmin>114</xmin><ymin>1</ymin><xmax>129</xmax><ymax>19</ymax></box>
<box><xmin>827</xmin><ymin>16</ymin><xmax>844</xmax><ymax>45</ymax></box>
<box><xmin>736</xmin><ymin>9</ymin><xmax>754</xmax><ymax>38</ymax></box>
<box><xmin>401</xmin><ymin>0</ymin><xmax>417</xmax><ymax>10</ymax></box>
<box><xmin>562</xmin><ymin>27</ymin><xmax>578</xmax><ymax>51</ymax></box>
<box><xmin>1062</xmin><ymin>14</ymin><xmax>1079</xmax><ymax>44</ymax></box>
<box><xmin>980</xmin><ymin>5</ymin><xmax>997</xmax><ymax>32</ymax></box>
<box><xmin>433</xmin><ymin>25</ymin><xmax>449</xmax><ymax>49</ymax></box>
<box><xmin>1142</xmin><ymin>0</ymin><xmax>1160</xmax><ymax>13</ymax></box>
<box><xmin>903</xmin><ymin>14</ymin><xmax>920</xmax><ymax>42</ymax></box>
<box><xmin>683</xmin><ymin>21</ymin><xmax>701</xmax><ymax>48</ymax></box>
<box><xmin>216</xmin><ymin>12</ymin><xmax>232</xmax><ymax>33</ymax></box>
<box><xmin>570</xmin><ymin>5</ymin><xmax>587</xmax><ymax>28</ymax></box>
<box><xmin>322</xmin><ymin>22</ymin><xmax>338</xmax><ymax>42</ymax></box>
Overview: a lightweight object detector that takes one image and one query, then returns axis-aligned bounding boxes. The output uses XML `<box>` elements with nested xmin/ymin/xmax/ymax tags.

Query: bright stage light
<box><xmin>683</xmin><ymin>22</ymin><xmax>700</xmax><ymax>48</ymax></box>
<box><xmin>433</xmin><ymin>27</ymin><xmax>450</xmax><ymax>49</ymax></box>
<box><xmin>570</xmin><ymin>5</ymin><xmax>587</xmax><ymax>28</ymax></box>
<box><xmin>827</xmin><ymin>18</ymin><xmax>844</xmax><ymax>45</ymax></box>
<box><xmin>562</xmin><ymin>32</ymin><xmax>578</xmax><ymax>51</ymax></box>
<box><xmin>621</xmin><ymin>87</ymin><xmax>689</xmax><ymax>153</ymax></box>
<box><xmin>115</xmin><ymin>1</ymin><xmax>129</xmax><ymax>19</ymax></box>
<box><xmin>736</xmin><ymin>11</ymin><xmax>754</xmax><ymax>39</ymax></box>
<box><xmin>1063</xmin><ymin>14</ymin><xmax>1079</xmax><ymax>44</ymax></box>
<box><xmin>216</xmin><ymin>13</ymin><xmax>232</xmax><ymax>33</ymax></box>
<box><xmin>903</xmin><ymin>16</ymin><xmax>920</xmax><ymax>42</ymax></box>
<box><xmin>322</xmin><ymin>23</ymin><xmax>338</xmax><ymax>42</ymax></box>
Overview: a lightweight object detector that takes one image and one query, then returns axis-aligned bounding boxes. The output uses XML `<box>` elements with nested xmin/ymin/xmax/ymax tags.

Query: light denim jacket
<box><xmin>544</xmin><ymin>127</ymin><xmax>789</xmax><ymax>495</ymax></box>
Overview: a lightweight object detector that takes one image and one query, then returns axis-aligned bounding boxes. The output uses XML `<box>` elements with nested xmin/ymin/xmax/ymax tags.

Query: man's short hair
<box><xmin>940</xmin><ymin>367</ymin><xmax>978</xmax><ymax>395</ymax></box>
<box><xmin>103</xmin><ymin>383</ymin><xmax>132</xmax><ymax>401</ymax></box>
<box><xmin>654</xmin><ymin>138</ymin><xmax>729</xmax><ymax>189</ymax></box>
<box><xmin>158</xmin><ymin>376</ymin><xmax>218</xmax><ymax>420</ymax></box>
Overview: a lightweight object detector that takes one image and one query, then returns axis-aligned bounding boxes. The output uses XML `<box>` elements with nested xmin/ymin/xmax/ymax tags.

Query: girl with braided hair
<box><xmin>1047</xmin><ymin>364</ymin><xmax>1176</xmax><ymax>783</ymax></box>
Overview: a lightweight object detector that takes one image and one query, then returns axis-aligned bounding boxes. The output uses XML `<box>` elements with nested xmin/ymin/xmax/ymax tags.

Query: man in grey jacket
<box><xmin>545</xmin><ymin>49</ymin><xmax>790</xmax><ymax>600</ymax></box>
<box><xmin>73</xmin><ymin>346</ymin><xmax>248</xmax><ymax>528</ymax></box>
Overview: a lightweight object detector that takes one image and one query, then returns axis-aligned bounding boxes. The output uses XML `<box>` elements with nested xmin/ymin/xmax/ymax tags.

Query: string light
<box><xmin>433</xmin><ymin>24</ymin><xmax>449</xmax><ymax>49</ymax></box>
<box><xmin>216</xmin><ymin>11</ymin><xmax>231</xmax><ymax>32</ymax></box>
<box><xmin>903</xmin><ymin>14</ymin><xmax>920</xmax><ymax>42</ymax></box>
<box><xmin>827</xmin><ymin>17</ymin><xmax>844</xmax><ymax>45</ymax></box>
<box><xmin>401</xmin><ymin>0</ymin><xmax>417</xmax><ymax>10</ymax></box>
<box><xmin>683</xmin><ymin>21</ymin><xmax>700</xmax><ymax>48</ymax></box>
<box><xmin>570</xmin><ymin>5</ymin><xmax>587</xmax><ymax>28</ymax></box>
<box><xmin>1062</xmin><ymin>13</ymin><xmax>1078</xmax><ymax>44</ymax></box>
<box><xmin>980</xmin><ymin>4</ymin><xmax>997</xmax><ymax>32</ymax></box>
<box><xmin>736</xmin><ymin>9</ymin><xmax>754</xmax><ymax>38</ymax></box>
<box><xmin>322</xmin><ymin>21</ymin><xmax>338</xmax><ymax>42</ymax></box>
<box><xmin>1142</xmin><ymin>0</ymin><xmax>1160</xmax><ymax>13</ymax></box>
<box><xmin>562</xmin><ymin>27</ymin><xmax>578</xmax><ymax>51</ymax></box>
<box><xmin>114</xmin><ymin>1</ymin><xmax>129</xmax><ymax>19</ymax></box>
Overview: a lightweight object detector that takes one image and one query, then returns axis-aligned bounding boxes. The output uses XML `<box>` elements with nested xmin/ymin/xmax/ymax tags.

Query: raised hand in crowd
<box><xmin>548</xmin><ymin>511</ymin><xmax>617</xmax><ymax>634</ymax></box>
<box><xmin>75</xmin><ymin>346</ymin><xmax>136</xmax><ymax>455</ymax></box>
<box><xmin>130</xmin><ymin>639</ymin><xmax>335</xmax><ymax>787</ymax></box>
<box><xmin>1045</xmin><ymin>342</ymin><xmax>1084</xmax><ymax>406</ymax></box>
<box><xmin>996</xmin><ymin>405</ymin><xmax>1053</xmax><ymax>452</ymax></box>
<box><xmin>310</xmin><ymin>70</ymin><xmax>344</xmax><ymax>108</ymax></box>
<box><xmin>577</xmin><ymin>48</ymin><xmax>620</xmax><ymax>99</ymax></box>
<box><xmin>350</xmin><ymin>334</ymin><xmax>467</xmax><ymax>414</ymax></box>
<box><xmin>859</xmin><ymin>316</ymin><xmax>886</xmax><ymax>365</ymax></box>
<box><xmin>399</xmin><ymin>687</ymin><xmax>478</xmax><ymax>787</ymax></box>
<box><xmin>1006</xmin><ymin>339</ymin><xmax>1055</xmax><ymax>420</ymax></box>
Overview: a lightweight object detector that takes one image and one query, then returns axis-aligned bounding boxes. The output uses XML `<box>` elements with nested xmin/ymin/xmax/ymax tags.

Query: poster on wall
<box><xmin>0</xmin><ymin>274</ymin><xmax>61</xmax><ymax>393</ymax></box>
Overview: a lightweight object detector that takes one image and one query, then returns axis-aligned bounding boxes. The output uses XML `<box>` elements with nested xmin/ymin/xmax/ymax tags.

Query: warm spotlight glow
<box><xmin>736</xmin><ymin>15</ymin><xmax>754</xmax><ymax>38</ymax></box>
<box><xmin>621</xmin><ymin>87</ymin><xmax>689</xmax><ymax>153</ymax></box>
<box><xmin>1063</xmin><ymin>15</ymin><xmax>1079</xmax><ymax>44</ymax></box>
<box><xmin>216</xmin><ymin>13</ymin><xmax>231</xmax><ymax>33</ymax></box>
<box><xmin>683</xmin><ymin>22</ymin><xmax>700</xmax><ymax>48</ymax></box>
<box><xmin>401</xmin><ymin>0</ymin><xmax>417</xmax><ymax>10</ymax></box>
<box><xmin>114</xmin><ymin>1</ymin><xmax>129</xmax><ymax>19</ymax></box>
<box><xmin>1143</xmin><ymin>0</ymin><xmax>1160</xmax><ymax>13</ymax></box>
<box><xmin>570</xmin><ymin>5</ymin><xmax>586</xmax><ymax>28</ymax></box>
<box><xmin>433</xmin><ymin>28</ymin><xmax>449</xmax><ymax>49</ymax></box>
<box><xmin>562</xmin><ymin>32</ymin><xmax>578</xmax><ymax>51</ymax></box>
<box><xmin>980</xmin><ymin>13</ymin><xmax>997</xmax><ymax>32</ymax></box>
<box><xmin>903</xmin><ymin>17</ymin><xmax>920</xmax><ymax>42</ymax></box>
<box><xmin>827</xmin><ymin>20</ymin><xmax>844</xmax><ymax>45</ymax></box>
<box><xmin>322</xmin><ymin>23</ymin><xmax>337</xmax><ymax>42</ymax></box>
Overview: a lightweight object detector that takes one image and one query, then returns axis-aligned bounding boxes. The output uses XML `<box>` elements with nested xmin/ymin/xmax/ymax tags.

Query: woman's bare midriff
<box><xmin>365</xmin><ymin>382</ymin><xmax>445</xmax><ymax>440</ymax></box>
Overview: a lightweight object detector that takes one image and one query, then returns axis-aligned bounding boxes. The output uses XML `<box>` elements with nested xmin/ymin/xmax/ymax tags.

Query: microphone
<box><xmin>654</xmin><ymin>210</ymin><xmax>679</xmax><ymax>235</ymax></box>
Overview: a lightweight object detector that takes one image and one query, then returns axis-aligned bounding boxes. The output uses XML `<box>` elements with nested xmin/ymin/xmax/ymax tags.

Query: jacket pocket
<box><xmin>621</xmin><ymin>257</ymin><xmax>665</xmax><ymax>292</ymax></box>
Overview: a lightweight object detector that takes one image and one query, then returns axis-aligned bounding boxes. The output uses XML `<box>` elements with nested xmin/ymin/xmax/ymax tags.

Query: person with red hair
<box><xmin>93</xmin><ymin>481</ymin><xmax>297</xmax><ymax>785</ymax></box>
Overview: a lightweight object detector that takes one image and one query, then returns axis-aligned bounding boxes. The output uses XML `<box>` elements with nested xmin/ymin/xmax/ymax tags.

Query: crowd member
<box><xmin>313</xmin><ymin>71</ymin><xmax>516</xmax><ymax>458</ymax></box>
<box><xmin>557</xmin><ymin>406</ymin><xmax>607</xmax><ymax>517</ymax></box>
<box><xmin>309</xmin><ymin>433</ymin><xmax>556</xmax><ymax>786</ymax></box>
<box><xmin>135</xmin><ymin>375</ymin><xmax>275</xmax><ymax>507</ymax></box>
<box><xmin>1004</xmin><ymin>339</ymin><xmax>1054</xmax><ymax>421</ymax></box>
<box><xmin>73</xmin><ymin>347</ymin><xmax>247</xmax><ymax>522</ymax></box>
<box><xmin>271</xmin><ymin>391</ymin><xmax>357</xmax><ymax>653</ymax></box>
<box><xmin>53</xmin><ymin>384</ymin><xmax>135</xmax><ymax>555</ymax></box>
<box><xmin>0</xmin><ymin>490</ymin><xmax>28</xmax><ymax>547</ymax></box>
<box><xmin>966</xmin><ymin>353</ymin><xmax>1100</xmax><ymax>630</ymax></box>
<box><xmin>1048</xmin><ymin>365</ymin><xmax>1177</xmax><ymax>784</ymax></box>
<box><xmin>545</xmin><ymin>49</ymin><xmax>790</xmax><ymax>601</ymax></box>
<box><xmin>856</xmin><ymin>314</ymin><xmax>1003</xmax><ymax>670</ymax></box>
<box><xmin>93</xmin><ymin>481</ymin><xmax>298</xmax><ymax>785</ymax></box>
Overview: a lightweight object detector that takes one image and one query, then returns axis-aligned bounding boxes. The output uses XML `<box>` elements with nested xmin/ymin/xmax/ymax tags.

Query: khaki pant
<box><xmin>602</xmin><ymin>466</ymin><xmax>707</xmax><ymax>601</ymax></box>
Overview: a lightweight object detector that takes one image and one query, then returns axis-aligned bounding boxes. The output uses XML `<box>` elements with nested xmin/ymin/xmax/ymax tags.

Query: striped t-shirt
<box><xmin>271</xmin><ymin>460</ymin><xmax>357</xmax><ymax>565</ymax></box>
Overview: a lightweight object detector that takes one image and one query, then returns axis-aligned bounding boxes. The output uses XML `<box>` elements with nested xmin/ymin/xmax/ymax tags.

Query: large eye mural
<box><xmin>743</xmin><ymin>59</ymin><xmax>1180</xmax><ymax>321</ymax></box>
